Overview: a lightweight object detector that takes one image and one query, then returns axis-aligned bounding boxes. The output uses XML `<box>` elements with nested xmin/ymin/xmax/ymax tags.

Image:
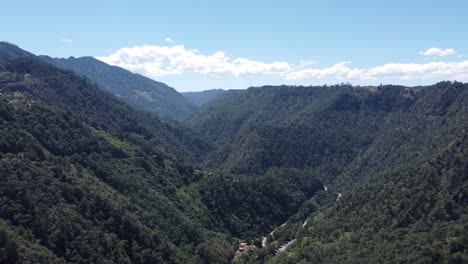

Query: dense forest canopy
<box><xmin>187</xmin><ymin>83</ymin><xmax>468</xmax><ymax>263</ymax></box>
<box><xmin>0</xmin><ymin>42</ymin><xmax>467</xmax><ymax>263</ymax></box>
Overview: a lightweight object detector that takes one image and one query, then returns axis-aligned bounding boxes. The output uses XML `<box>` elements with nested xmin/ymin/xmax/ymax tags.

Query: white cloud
<box><xmin>286</xmin><ymin>62</ymin><xmax>364</xmax><ymax>80</ymax></box>
<box><xmin>96</xmin><ymin>43</ymin><xmax>468</xmax><ymax>83</ymax></box>
<box><xmin>96</xmin><ymin>44</ymin><xmax>293</xmax><ymax>78</ymax></box>
<box><xmin>420</xmin><ymin>47</ymin><xmax>456</xmax><ymax>57</ymax></box>
<box><xmin>165</xmin><ymin>38</ymin><xmax>173</xmax><ymax>43</ymax></box>
<box><xmin>285</xmin><ymin>61</ymin><xmax>468</xmax><ymax>81</ymax></box>
<box><xmin>60</xmin><ymin>38</ymin><xmax>73</xmax><ymax>44</ymax></box>
<box><xmin>367</xmin><ymin>61</ymin><xmax>468</xmax><ymax>80</ymax></box>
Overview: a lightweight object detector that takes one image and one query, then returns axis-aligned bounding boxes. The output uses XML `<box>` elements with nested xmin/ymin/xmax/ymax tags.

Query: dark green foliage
<box><xmin>0</xmin><ymin>56</ymin><xmax>219</xmax><ymax>263</ymax></box>
<box><xmin>195</xmin><ymin>237</ymin><xmax>236</xmax><ymax>264</ymax></box>
<box><xmin>0</xmin><ymin>49</ymin><xmax>319</xmax><ymax>263</ymax></box>
<box><xmin>190</xmin><ymin>83</ymin><xmax>468</xmax><ymax>263</ymax></box>
<box><xmin>2</xmin><ymin>42</ymin><xmax>468</xmax><ymax>263</ymax></box>
<box><xmin>0</xmin><ymin>220</ymin><xmax>64</xmax><ymax>264</ymax></box>
<box><xmin>271</xmin><ymin>132</ymin><xmax>468</xmax><ymax>264</ymax></box>
<box><xmin>0</xmin><ymin>227</ymin><xmax>19</xmax><ymax>264</ymax></box>
<box><xmin>1</xmin><ymin>56</ymin><xmax>210</xmax><ymax>163</ymax></box>
<box><xmin>191</xmin><ymin>83</ymin><xmax>468</xmax><ymax>181</ymax></box>
<box><xmin>198</xmin><ymin>168</ymin><xmax>322</xmax><ymax>238</ymax></box>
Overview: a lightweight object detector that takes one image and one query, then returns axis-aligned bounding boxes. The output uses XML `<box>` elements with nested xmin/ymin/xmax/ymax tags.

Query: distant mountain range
<box><xmin>0</xmin><ymin>42</ymin><xmax>34</xmax><ymax>63</ymax></box>
<box><xmin>0</xmin><ymin>42</ymin><xmax>199</xmax><ymax>121</ymax></box>
<box><xmin>1</xmin><ymin>42</ymin><xmax>230</xmax><ymax>121</ymax></box>
<box><xmin>39</xmin><ymin>55</ymin><xmax>197</xmax><ymax>121</ymax></box>
<box><xmin>182</xmin><ymin>89</ymin><xmax>227</xmax><ymax>107</ymax></box>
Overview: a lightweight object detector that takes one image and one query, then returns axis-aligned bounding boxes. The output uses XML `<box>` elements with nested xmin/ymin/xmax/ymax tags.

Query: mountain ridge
<box><xmin>39</xmin><ymin>55</ymin><xmax>196</xmax><ymax>121</ymax></box>
<box><xmin>0</xmin><ymin>41</ymin><xmax>35</xmax><ymax>63</ymax></box>
<box><xmin>182</xmin><ymin>89</ymin><xmax>227</xmax><ymax>107</ymax></box>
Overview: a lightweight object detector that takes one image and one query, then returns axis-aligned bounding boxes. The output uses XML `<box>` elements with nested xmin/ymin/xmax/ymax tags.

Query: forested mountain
<box><xmin>1</xmin><ymin>41</ymin><xmax>468</xmax><ymax>264</ymax></box>
<box><xmin>271</xmin><ymin>130</ymin><xmax>468</xmax><ymax>264</ymax></box>
<box><xmin>190</xmin><ymin>84</ymin><xmax>468</xmax><ymax>179</ymax></box>
<box><xmin>0</xmin><ymin>43</ymin><xmax>323</xmax><ymax>263</ymax></box>
<box><xmin>0</xmin><ymin>55</ymin><xmax>216</xmax><ymax>263</ymax></box>
<box><xmin>182</xmin><ymin>89</ymin><xmax>227</xmax><ymax>107</ymax></box>
<box><xmin>0</xmin><ymin>42</ymin><xmax>34</xmax><ymax>63</ymax></box>
<box><xmin>189</xmin><ymin>83</ymin><xmax>468</xmax><ymax>263</ymax></box>
<box><xmin>39</xmin><ymin>55</ymin><xmax>196</xmax><ymax>121</ymax></box>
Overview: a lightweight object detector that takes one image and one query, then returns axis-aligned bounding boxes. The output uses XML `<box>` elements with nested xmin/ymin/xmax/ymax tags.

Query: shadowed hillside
<box><xmin>39</xmin><ymin>55</ymin><xmax>196</xmax><ymax>121</ymax></box>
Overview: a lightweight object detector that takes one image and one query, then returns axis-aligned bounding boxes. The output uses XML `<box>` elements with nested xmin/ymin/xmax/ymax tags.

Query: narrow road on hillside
<box><xmin>277</xmin><ymin>239</ymin><xmax>296</xmax><ymax>253</ymax></box>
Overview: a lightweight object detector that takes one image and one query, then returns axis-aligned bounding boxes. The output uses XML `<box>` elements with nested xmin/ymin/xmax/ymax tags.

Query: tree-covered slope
<box><xmin>270</xmin><ymin>131</ymin><xmax>468</xmax><ymax>264</ymax></box>
<box><xmin>189</xmin><ymin>83</ymin><xmax>468</xmax><ymax>263</ymax></box>
<box><xmin>191</xmin><ymin>84</ymin><xmax>468</xmax><ymax>180</ymax></box>
<box><xmin>0</xmin><ymin>56</ymin><xmax>220</xmax><ymax>263</ymax></box>
<box><xmin>39</xmin><ymin>55</ymin><xmax>196</xmax><ymax>121</ymax></box>
<box><xmin>194</xmin><ymin>168</ymin><xmax>322</xmax><ymax>239</ymax></box>
<box><xmin>0</xmin><ymin>46</ymin><xmax>325</xmax><ymax>264</ymax></box>
<box><xmin>0</xmin><ymin>42</ymin><xmax>34</xmax><ymax>64</ymax></box>
<box><xmin>3</xmin><ymin>40</ymin><xmax>468</xmax><ymax>264</ymax></box>
<box><xmin>182</xmin><ymin>89</ymin><xmax>227</xmax><ymax>107</ymax></box>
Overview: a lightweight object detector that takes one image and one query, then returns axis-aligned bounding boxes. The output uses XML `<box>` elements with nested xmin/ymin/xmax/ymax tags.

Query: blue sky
<box><xmin>2</xmin><ymin>0</ymin><xmax>468</xmax><ymax>91</ymax></box>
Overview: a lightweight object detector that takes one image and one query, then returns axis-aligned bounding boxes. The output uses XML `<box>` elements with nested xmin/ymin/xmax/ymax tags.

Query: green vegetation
<box><xmin>271</xmin><ymin>132</ymin><xmax>468</xmax><ymax>264</ymax></box>
<box><xmin>1</xmin><ymin>42</ymin><xmax>468</xmax><ymax>263</ymax></box>
<box><xmin>90</xmin><ymin>127</ymin><xmax>135</xmax><ymax>156</ymax></box>
<box><xmin>0</xmin><ymin>44</ymin><xmax>321</xmax><ymax>263</ymax></box>
<box><xmin>197</xmin><ymin>168</ymin><xmax>322</xmax><ymax>238</ymax></box>
<box><xmin>190</xmin><ymin>83</ymin><xmax>468</xmax><ymax>263</ymax></box>
<box><xmin>191</xmin><ymin>84</ymin><xmax>467</xmax><ymax>180</ymax></box>
<box><xmin>0</xmin><ymin>56</ymin><xmax>214</xmax><ymax>263</ymax></box>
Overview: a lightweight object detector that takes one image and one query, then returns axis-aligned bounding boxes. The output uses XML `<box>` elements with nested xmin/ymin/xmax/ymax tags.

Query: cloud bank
<box><xmin>97</xmin><ymin>45</ymin><xmax>292</xmax><ymax>78</ymax></box>
<box><xmin>97</xmin><ymin>45</ymin><xmax>468</xmax><ymax>83</ymax></box>
<box><xmin>286</xmin><ymin>61</ymin><xmax>468</xmax><ymax>81</ymax></box>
